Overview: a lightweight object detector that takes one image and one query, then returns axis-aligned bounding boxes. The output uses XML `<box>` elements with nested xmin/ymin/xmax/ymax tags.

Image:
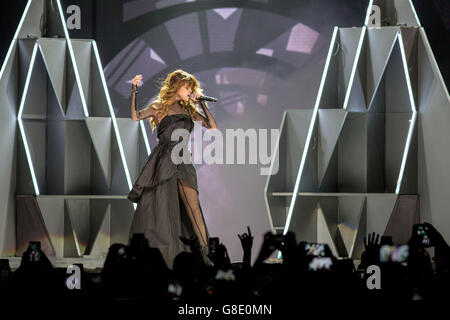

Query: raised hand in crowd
<box><xmin>238</xmin><ymin>226</ymin><xmax>253</xmax><ymax>271</ymax></box>
<box><xmin>207</xmin><ymin>238</ymin><xmax>231</xmax><ymax>270</ymax></box>
<box><xmin>358</xmin><ymin>232</ymin><xmax>381</xmax><ymax>270</ymax></box>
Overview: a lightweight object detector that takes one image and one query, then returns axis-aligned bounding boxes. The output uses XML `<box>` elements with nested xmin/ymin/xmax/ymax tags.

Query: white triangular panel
<box><xmin>338</xmin><ymin>27</ymin><xmax>365</xmax><ymax>108</ymax></box>
<box><xmin>36</xmin><ymin>197</ymin><xmax>65</xmax><ymax>257</ymax></box>
<box><xmin>400</xmin><ymin>27</ymin><xmax>419</xmax><ymax>92</ymax></box>
<box><xmin>346</xmin><ymin>68</ymin><xmax>367</xmax><ymax>111</ymax></box>
<box><xmin>85</xmin><ymin>117</ymin><xmax>112</xmax><ymax>187</ymax></box>
<box><xmin>64</xmin><ymin>205</ymin><xmax>80</xmax><ymax>257</ymax></box>
<box><xmin>350</xmin><ymin>198</ymin><xmax>367</xmax><ymax>260</ymax></box>
<box><xmin>317</xmin><ymin>205</ymin><xmax>339</xmax><ymax>257</ymax></box>
<box><xmin>71</xmin><ymin>39</ymin><xmax>93</xmax><ymax>111</ymax></box>
<box><xmin>384</xmin><ymin>37</ymin><xmax>416</xmax><ymax>113</ymax></box>
<box><xmin>365</xmin><ymin>27</ymin><xmax>398</xmax><ymax>104</ymax></box>
<box><xmin>90</xmin><ymin>55</ymin><xmax>112</xmax><ymax>118</ymax></box>
<box><xmin>367</xmin><ymin>76</ymin><xmax>385</xmax><ymax>113</ymax></box>
<box><xmin>65</xmin><ymin>75</ymin><xmax>85</xmax><ymax>119</ymax></box>
<box><xmin>318</xmin><ymin>43</ymin><xmax>339</xmax><ymax>109</ymax></box>
<box><xmin>345</xmin><ymin>28</ymin><xmax>367</xmax><ymax>111</ymax></box>
<box><xmin>21</xmin><ymin>45</ymin><xmax>47</xmax><ymax>117</ymax></box>
<box><xmin>337</xmin><ymin>196</ymin><xmax>365</xmax><ymax>256</ymax></box>
<box><xmin>116</xmin><ymin>118</ymin><xmax>140</xmax><ymax>182</ymax></box>
<box><xmin>21</xmin><ymin>120</ymin><xmax>46</xmax><ymax>192</ymax></box>
<box><xmin>17</xmin><ymin>40</ymin><xmax>37</xmax><ymax>96</ymax></box>
<box><xmin>38</xmin><ymin>38</ymin><xmax>67</xmax><ymax>114</ymax></box>
<box><xmin>65</xmin><ymin>199</ymin><xmax>90</xmax><ymax>255</ymax></box>
<box><xmin>90</xmin><ymin>203</ymin><xmax>111</xmax><ymax>257</ymax></box>
<box><xmin>317</xmin><ymin>109</ymin><xmax>347</xmax><ymax>186</ymax></box>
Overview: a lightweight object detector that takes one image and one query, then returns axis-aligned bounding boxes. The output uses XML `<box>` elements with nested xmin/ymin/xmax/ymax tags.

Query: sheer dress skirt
<box><xmin>127</xmin><ymin>137</ymin><xmax>210</xmax><ymax>269</ymax></box>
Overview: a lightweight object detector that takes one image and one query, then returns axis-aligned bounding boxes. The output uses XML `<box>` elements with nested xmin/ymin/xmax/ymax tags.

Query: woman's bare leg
<box><xmin>177</xmin><ymin>179</ymin><xmax>208</xmax><ymax>248</ymax></box>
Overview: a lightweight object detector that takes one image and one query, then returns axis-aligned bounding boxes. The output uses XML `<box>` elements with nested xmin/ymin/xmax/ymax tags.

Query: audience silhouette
<box><xmin>3</xmin><ymin>223</ymin><xmax>450</xmax><ymax>311</ymax></box>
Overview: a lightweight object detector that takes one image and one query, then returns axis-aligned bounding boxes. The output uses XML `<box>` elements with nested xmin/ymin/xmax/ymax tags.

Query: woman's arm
<box><xmin>130</xmin><ymin>74</ymin><xmax>156</xmax><ymax>121</ymax></box>
<box><xmin>192</xmin><ymin>100</ymin><xmax>218</xmax><ymax>129</ymax></box>
<box><xmin>130</xmin><ymin>91</ymin><xmax>156</xmax><ymax>121</ymax></box>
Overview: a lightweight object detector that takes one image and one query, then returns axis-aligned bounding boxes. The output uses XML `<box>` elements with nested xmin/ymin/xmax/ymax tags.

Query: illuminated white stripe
<box><xmin>0</xmin><ymin>0</ymin><xmax>33</xmax><ymax>80</ymax></box>
<box><xmin>408</xmin><ymin>0</ymin><xmax>421</xmax><ymax>27</ymax></box>
<box><xmin>0</xmin><ymin>40</ymin><xmax>17</xmax><ymax>81</ymax></box>
<box><xmin>92</xmin><ymin>41</ymin><xmax>133</xmax><ymax>190</ymax></box>
<box><xmin>18</xmin><ymin>43</ymin><xmax>40</xmax><ymax>195</ymax></box>
<box><xmin>396</xmin><ymin>32</ymin><xmax>417</xmax><ymax>194</ymax></box>
<box><xmin>283</xmin><ymin>27</ymin><xmax>339</xmax><ymax>235</ymax></box>
<box><xmin>343</xmin><ymin>27</ymin><xmax>366</xmax><ymax>110</ymax></box>
<box><xmin>13</xmin><ymin>0</ymin><xmax>33</xmax><ymax>39</ymax></box>
<box><xmin>264</xmin><ymin>112</ymin><xmax>288</xmax><ymax>234</ymax></box>
<box><xmin>367</xmin><ymin>30</ymin><xmax>398</xmax><ymax>111</ymax></box>
<box><xmin>140</xmin><ymin>121</ymin><xmax>151</xmax><ymax>156</ymax></box>
<box><xmin>55</xmin><ymin>0</ymin><xmax>89</xmax><ymax>117</ymax></box>
<box><xmin>398</xmin><ymin>32</ymin><xmax>416</xmax><ymax>113</ymax></box>
<box><xmin>396</xmin><ymin>113</ymin><xmax>416</xmax><ymax>194</ymax></box>
<box><xmin>364</xmin><ymin>0</ymin><xmax>374</xmax><ymax>26</ymax></box>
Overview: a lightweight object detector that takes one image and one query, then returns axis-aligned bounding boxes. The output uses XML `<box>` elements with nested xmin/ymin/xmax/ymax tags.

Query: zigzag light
<box><xmin>17</xmin><ymin>43</ymin><xmax>40</xmax><ymax>195</ymax></box>
<box><xmin>396</xmin><ymin>32</ymin><xmax>417</xmax><ymax>194</ymax></box>
<box><xmin>0</xmin><ymin>0</ymin><xmax>33</xmax><ymax>80</ymax></box>
<box><xmin>282</xmin><ymin>27</ymin><xmax>339</xmax><ymax>238</ymax></box>
<box><xmin>92</xmin><ymin>41</ymin><xmax>133</xmax><ymax>190</ymax></box>
<box><xmin>7</xmin><ymin>0</ymin><xmax>138</xmax><ymax>195</ymax></box>
<box><xmin>55</xmin><ymin>0</ymin><xmax>89</xmax><ymax>117</ymax></box>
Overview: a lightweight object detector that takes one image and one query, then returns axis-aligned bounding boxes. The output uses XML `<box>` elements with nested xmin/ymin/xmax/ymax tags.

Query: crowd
<box><xmin>1</xmin><ymin>222</ymin><xmax>449</xmax><ymax>313</ymax></box>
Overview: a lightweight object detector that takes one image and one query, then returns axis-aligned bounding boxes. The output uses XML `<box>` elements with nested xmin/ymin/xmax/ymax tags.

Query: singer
<box><xmin>127</xmin><ymin>69</ymin><xmax>218</xmax><ymax>269</ymax></box>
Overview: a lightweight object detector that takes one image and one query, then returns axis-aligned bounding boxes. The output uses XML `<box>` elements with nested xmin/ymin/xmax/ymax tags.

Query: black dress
<box><xmin>127</xmin><ymin>109</ymin><xmax>210</xmax><ymax>269</ymax></box>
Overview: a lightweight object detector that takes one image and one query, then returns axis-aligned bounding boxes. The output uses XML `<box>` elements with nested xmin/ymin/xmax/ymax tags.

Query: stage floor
<box><xmin>0</xmin><ymin>256</ymin><xmax>105</xmax><ymax>271</ymax></box>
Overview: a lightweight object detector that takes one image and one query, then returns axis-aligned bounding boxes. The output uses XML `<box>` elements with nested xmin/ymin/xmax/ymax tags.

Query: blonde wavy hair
<box><xmin>148</xmin><ymin>69</ymin><xmax>202</xmax><ymax>131</ymax></box>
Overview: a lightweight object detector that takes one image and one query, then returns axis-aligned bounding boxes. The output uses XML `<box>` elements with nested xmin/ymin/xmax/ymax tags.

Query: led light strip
<box><xmin>343</xmin><ymin>27</ymin><xmax>366</xmax><ymax>110</ymax></box>
<box><xmin>0</xmin><ymin>0</ymin><xmax>33</xmax><ymax>80</ymax></box>
<box><xmin>92</xmin><ymin>41</ymin><xmax>133</xmax><ymax>190</ymax></box>
<box><xmin>55</xmin><ymin>0</ymin><xmax>89</xmax><ymax>117</ymax></box>
<box><xmin>140</xmin><ymin>121</ymin><xmax>151</xmax><ymax>156</ymax></box>
<box><xmin>396</xmin><ymin>112</ymin><xmax>416</xmax><ymax>194</ymax></box>
<box><xmin>398</xmin><ymin>33</ymin><xmax>417</xmax><ymax>113</ymax></box>
<box><xmin>283</xmin><ymin>27</ymin><xmax>339</xmax><ymax>236</ymax></box>
<box><xmin>396</xmin><ymin>32</ymin><xmax>417</xmax><ymax>194</ymax></box>
<box><xmin>364</xmin><ymin>0</ymin><xmax>374</xmax><ymax>26</ymax></box>
<box><xmin>0</xmin><ymin>39</ymin><xmax>17</xmax><ymax>83</ymax></box>
<box><xmin>18</xmin><ymin>43</ymin><xmax>40</xmax><ymax>195</ymax></box>
<box><xmin>408</xmin><ymin>0</ymin><xmax>421</xmax><ymax>27</ymax></box>
<box><xmin>264</xmin><ymin>113</ymin><xmax>288</xmax><ymax>234</ymax></box>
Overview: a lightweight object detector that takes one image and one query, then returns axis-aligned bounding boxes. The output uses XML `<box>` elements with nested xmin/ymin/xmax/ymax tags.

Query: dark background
<box><xmin>1</xmin><ymin>0</ymin><xmax>449</xmax><ymax>263</ymax></box>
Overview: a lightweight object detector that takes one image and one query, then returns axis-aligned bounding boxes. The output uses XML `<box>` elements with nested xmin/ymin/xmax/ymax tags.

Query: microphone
<box><xmin>190</xmin><ymin>93</ymin><xmax>219</xmax><ymax>102</ymax></box>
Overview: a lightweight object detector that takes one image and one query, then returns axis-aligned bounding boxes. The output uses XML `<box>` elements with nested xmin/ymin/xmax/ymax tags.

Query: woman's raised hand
<box><xmin>131</xmin><ymin>75</ymin><xmax>143</xmax><ymax>90</ymax></box>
